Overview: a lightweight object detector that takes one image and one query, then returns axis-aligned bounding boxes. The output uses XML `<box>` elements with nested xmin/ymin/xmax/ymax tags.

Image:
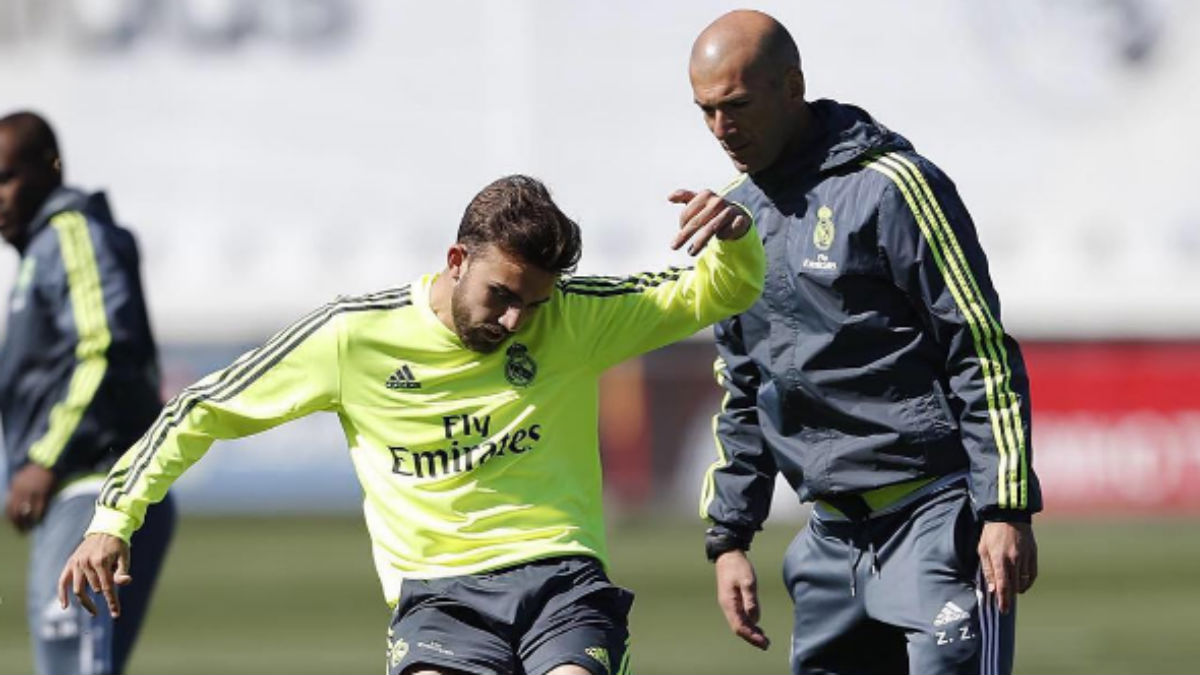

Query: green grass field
<box><xmin>3</xmin><ymin>516</ymin><xmax>1199</xmax><ymax>674</ymax></box>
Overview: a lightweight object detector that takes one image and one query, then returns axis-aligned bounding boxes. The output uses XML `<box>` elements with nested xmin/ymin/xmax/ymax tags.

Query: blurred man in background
<box><xmin>691</xmin><ymin>11</ymin><xmax>1041</xmax><ymax>675</ymax></box>
<box><xmin>60</xmin><ymin>174</ymin><xmax>764</xmax><ymax>675</ymax></box>
<box><xmin>0</xmin><ymin>111</ymin><xmax>175</xmax><ymax>675</ymax></box>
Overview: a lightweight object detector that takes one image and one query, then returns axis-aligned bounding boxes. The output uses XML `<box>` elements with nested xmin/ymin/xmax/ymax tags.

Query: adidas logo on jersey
<box><xmin>933</xmin><ymin>601</ymin><xmax>970</xmax><ymax>626</ymax></box>
<box><xmin>386</xmin><ymin>364</ymin><xmax>421</xmax><ymax>390</ymax></box>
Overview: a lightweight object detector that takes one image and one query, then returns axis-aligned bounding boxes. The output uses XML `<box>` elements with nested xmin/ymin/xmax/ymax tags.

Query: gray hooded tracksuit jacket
<box><xmin>702</xmin><ymin>100</ymin><xmax>1041</xmax><ymax>541</ymax></box>
<box><xmin>1</xmin><ymin>187</ymin><xmax>161</xmax><ymax>487</ymax></box>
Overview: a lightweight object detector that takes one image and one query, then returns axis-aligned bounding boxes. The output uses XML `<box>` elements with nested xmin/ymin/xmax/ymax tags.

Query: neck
<box><xmin>783</xmin><ymin>103</ymin><xmax>821</xmax><ymax>158</ymax></box>
<box><xmin>429</xmin><ymin>270</ymin><xmax>457</xmax><ymax>332</ymax></box>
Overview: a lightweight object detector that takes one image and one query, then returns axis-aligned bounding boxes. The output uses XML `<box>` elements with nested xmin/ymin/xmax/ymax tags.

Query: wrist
<box><xmin>980</xmin><ymin>508</ymin><xmax>1032</xmax><ymax>524</ymax></box>
<box><xmin>705</xmin><ymin>525</ymin><xmax>752</xmax><ymax>562</ymax></box>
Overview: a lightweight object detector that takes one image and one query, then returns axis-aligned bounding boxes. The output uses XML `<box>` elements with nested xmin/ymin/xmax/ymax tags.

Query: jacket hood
<box><xmin>25</xmin><ymin>186</ymin><xmax>114</xmax><ymax>243</ymax></box>
<box><xmin>755</xmin><ymin>99</ymin><xmax>913</xmax><ymax>186</ymax></box>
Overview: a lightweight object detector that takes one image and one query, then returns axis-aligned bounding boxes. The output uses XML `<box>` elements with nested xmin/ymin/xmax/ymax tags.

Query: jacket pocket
<box><xmin>898</xmin><ymin>387</ymin><xmax>957</xmax><ymax>444</ymax></box>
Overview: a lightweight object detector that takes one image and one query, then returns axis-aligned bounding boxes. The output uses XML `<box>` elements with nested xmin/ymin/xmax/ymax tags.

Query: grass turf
<box><xmin>2</xmin><ymin>516</ymin><xmax>1198</xmax><ymax>674</ymax></box>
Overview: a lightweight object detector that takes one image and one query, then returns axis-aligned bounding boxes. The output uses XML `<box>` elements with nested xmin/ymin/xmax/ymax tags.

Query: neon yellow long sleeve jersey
<box><xmin>87</xmin><ymin>227</ymin><xmax>763</xmax><ymax>605</ymax></box>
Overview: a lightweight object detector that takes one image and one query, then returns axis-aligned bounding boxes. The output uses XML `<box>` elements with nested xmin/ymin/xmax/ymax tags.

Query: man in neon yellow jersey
<box><xmin>60</xmin><ymin>174</ymin><xmax>765</xmax><ymax>675</ymax></box>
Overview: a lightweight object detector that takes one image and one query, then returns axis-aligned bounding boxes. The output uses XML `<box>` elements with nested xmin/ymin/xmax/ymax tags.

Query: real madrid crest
<box><xmin>813</xmin><ymin>205</ymin><xmax>835</xmax><ymax>251</ymax></box>
<box><xmin>389</xmin><ymin>637</ymin><xmax>408</xmax><ymax>667</ymax></box>
<box><xmin>504</xmin><ymin>343</ymin><xmax>537</xmax><ymax>387</ymax></box>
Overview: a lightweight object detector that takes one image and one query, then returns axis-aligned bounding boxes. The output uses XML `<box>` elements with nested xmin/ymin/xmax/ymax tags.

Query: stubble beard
<box><xmin>450</xmin><ymin>282</ymin><xmax>509</xmax><ymax>354</ymax></box>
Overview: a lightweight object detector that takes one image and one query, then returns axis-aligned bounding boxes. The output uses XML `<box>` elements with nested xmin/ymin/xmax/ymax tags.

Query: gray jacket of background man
<box><xmin>1</xmin><ymin>186</ymin><xmax>161</xmax><ymax>486</ymax></box>
<box><xmin>701</xmin><ymin>99</ymin><xmax>1042</xmax><ymax>541</ymax></box>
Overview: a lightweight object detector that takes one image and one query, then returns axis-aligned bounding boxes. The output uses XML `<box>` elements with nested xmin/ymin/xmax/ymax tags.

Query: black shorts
<box><xmin>386</xmin><ymin>556</ymin><xmax>634</xmax><ymax>675</ymax></box>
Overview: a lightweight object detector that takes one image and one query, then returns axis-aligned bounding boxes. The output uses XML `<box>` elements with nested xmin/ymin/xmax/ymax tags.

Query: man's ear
<box><xmin>446</xmin><ymin>244</ymin><xmax>468</xmax><ymax>282</ymax></box>
<box><xmin>787</xmin><ymin>68</ymin><xmax>806</xmax><ymax>103</ymax></box>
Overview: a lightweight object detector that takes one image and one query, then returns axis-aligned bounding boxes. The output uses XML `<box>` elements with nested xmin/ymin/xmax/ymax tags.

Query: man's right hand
<box><xmin>57</xmin><ymin>532</ymin><xmax>132</xmax><ymax>618</ymax></box>
<box><xmin>714</xmin><ymin>549</ymin><xmax>770</xmax><ymax>650</ymax></box>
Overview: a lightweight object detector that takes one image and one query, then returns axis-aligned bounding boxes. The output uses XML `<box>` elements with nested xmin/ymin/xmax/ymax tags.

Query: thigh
<box><xmin>786</xmin><ymin>521</ymin><xmax>907</xmax><ymax>675</ymax></box>
<box><xmin>386</xmin><ymin>579</ymin><xmax>515</xmax><ymax>675</ymax></box>
<box><xmin>28</xmin><ymin>489</ymin><xmax>114</xmax><ymax>675</ymax></box>
<box><xmin>872</xmin><ymin>490</ymin><xmax>1015</xmax><ymax>675</ymax></box>
<box><xmin>519</xmin><ymin>585</ymin><xmax>632</xmax><ymax>675</ymax></box>
<box><xmin>519</xmin><ymin>558</ymin><xmax>633</xmax><ymax>675</ymax></box>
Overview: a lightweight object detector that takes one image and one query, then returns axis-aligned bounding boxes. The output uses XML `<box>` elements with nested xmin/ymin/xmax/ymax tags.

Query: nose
<box><xmin>498</xmin><ymin>306</ymin><xmax>523</xmax><ymax>332</ymax></box>
<box><xmin>713</xmin><ymin>110</ymin><xmax>736</xmax><ymax>140</ymax></box>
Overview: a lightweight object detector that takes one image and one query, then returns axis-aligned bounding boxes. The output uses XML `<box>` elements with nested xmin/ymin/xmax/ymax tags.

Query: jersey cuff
<box><xmin>85</xmin><ymin>504</ymin><xmax>139</xmax><ymax>545</ymax></box>
<box><xmin>710</xmin><ymin>221</ymin><xmax>762</xmax><ymax>260</ymax></box>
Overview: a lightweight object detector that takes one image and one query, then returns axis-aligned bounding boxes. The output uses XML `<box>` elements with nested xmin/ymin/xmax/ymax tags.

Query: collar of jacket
<box><xmin>751</xmin><ymin>98</ymin><xmax>913</xmax><ymax>192</ymax></box>
<box><xmin>22</xmin><ymin>186</ymin><xmax>111</xmax><ymax>251</ymax></box>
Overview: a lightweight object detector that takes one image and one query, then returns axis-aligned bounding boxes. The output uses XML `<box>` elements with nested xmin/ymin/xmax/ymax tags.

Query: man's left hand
<box><xmin>978</xmin><ymin>521</ymin><xmax>1038</xmax><ymax>614</ymax></box>
<box><xmin>668</xmin><ymin>189</ymin><xmax>752</xmax><ymax>255</ymax></box>
<box><xmin>5</xmin><ymin>462</ymin><xmax>57</xmax><ymax>532</ymax></box>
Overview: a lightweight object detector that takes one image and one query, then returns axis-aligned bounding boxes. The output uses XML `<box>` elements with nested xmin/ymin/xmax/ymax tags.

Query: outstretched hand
<box><xmin>669</xmin><ymin>189</ymin><xmax>751</xmax><ymax>255</ymax></box>
<box><xmin>58</xmin><ymin>532</ymin><xmax>133</xmax><ymax>618</ymax></box>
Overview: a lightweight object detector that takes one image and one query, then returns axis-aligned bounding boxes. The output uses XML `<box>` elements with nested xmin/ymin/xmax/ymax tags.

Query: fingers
<box><xmin>670</xmin><ymin>189</ymin><xmax>754</xmax><ymax>254</ymax></box>
<box><xmin>996</xmin><ymin>552</ymin><xmax>1016</xmax><ymax>614</ymax></box>
<box><xmin>59</xmin><ymin>537</ymin><xmax>129</xmax><ymax>617</ymax></box>
<box><xmin>715</xmin><ymin>553</ymin><xmax>770</xmax><ymax>651</ymax></box>
<box><xmin>27</xmin><ymin>492</ymin><xmax>47</xmax><ymax>529</ymax></box>
<box><xmin>735</xmin><ymin>584</ymin><xmax>769</xmax><ymax>650</ymax></box>
<box><xmin>81</xmin><ymin>561</ymin><xmax>103</xmax><ymax>597</ymax></box>
<box><xmin>721</xmin><ymin>213</ymin><xmax>749</xmax><ymax>241</ymax></box>
<box><xmin>979</xmin><ymin>525</ymin><xmax>1024</xmax><ymax>614</ymax></box>
<box><xmin>112</xmin><ymin>549</ymin><xmax>133</xmax><ymax>618</ymax></box>
<box><xmin>983</xmin><ymin>544</ymin><xmax>1014</xmax><ymax>614</ymax></box>
<box><xmin>741</xmin><ymin>579</ymin><xmax>761</xmax><ymax>624</ymax></box>
<box><xmin>92</xmin><ymin>550</ymin><xmax>126</xmax><ymax>617</ymax></box>
<box><xmin>57</xmin><ymin>562</ymin><xmax>73</xmax><ymax>609</ymax></box>
<box><xmin>667</xmin><ymin>189</ymin><xmax>697</xmax><ymax>205</ymax></box>
<box><xmin>97</xmin><ymin>556</ymin><xmax>124</xmax><ymax>618</ymax></box>
<box><xmin>115</xmin><ymin>552</ymin><xmax>133</xmax><ymax>586</ymax></box>
<box><xmin>671</xmin><ymin>190</ymin><xmax>722</xmax><ymax>252</ymax></box>
<box><xmin>978</xmin><ymin>541</ymin><xmax>997</xmax><ymax>595</ymax></box>
<box><xmin>717</xmin><ymin>586</ymin><xmax>744</xmax><ymax>634</ymax></box>
<box><xmin>5</xmin><ymin>493</ymin><xmax>32</xmax><ymax>532</ymax></box>
<box><xmin>71</xmin><ymin>563</ymin><xmax>99</xmax><ymax>617</ymax></box>
<box><xmin>719</xmin><ymin>586</ymin><xmax>770</xmax><ymax>650</ymax></box>
<box><xmin>682</xmin><ymin>205</ymin><xmax>731</xmax><ymax>255</ymax></box>
<box><xmin>1018</xmin><ymin>535</ymin><xmax>1038</xmax><ymax>594</ymax></box>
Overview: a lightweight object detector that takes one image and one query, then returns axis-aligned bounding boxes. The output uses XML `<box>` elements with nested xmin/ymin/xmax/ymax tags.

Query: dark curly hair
<box><xmin>457</xmin><ymin>175</ymin><xmax>582</xmax><ymax>274</ymax></box>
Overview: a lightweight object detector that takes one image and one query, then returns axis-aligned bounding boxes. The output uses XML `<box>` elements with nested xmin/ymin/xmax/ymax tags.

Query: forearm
<box><xmin>692</xmin><ymin>222</ymin><xmax>765</xmax><ymax>322</ymax></box>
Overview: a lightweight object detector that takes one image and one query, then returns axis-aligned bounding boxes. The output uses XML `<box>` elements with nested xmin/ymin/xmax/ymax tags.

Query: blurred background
<box><xmin>2</xmin><ymin>0</ymin><xmax>1199</xmax><ymax>673</ymax></box>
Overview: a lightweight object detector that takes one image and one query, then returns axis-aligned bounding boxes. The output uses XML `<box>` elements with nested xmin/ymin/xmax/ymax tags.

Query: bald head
<box><xmin>688</xmin><ymin>11</ymin><xmax>809</xmax><ymax>174</ymax></box>
<box><xmin>0</xmin><ymin>111</ymin><xmax>63</xmax><ymax>249</ymax></box>
<box><xmin>0</xmin><ymin>111</ymin><xmax>61</xmax><ymax>173</ymax></box>
<box><xmin>690</xmin><ymin>10</ymin><xmax>800</xmax><ymax>84</ymax></box>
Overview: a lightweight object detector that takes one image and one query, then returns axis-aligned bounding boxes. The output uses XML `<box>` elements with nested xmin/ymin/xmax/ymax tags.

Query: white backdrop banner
<box><xmin>2</xmin><ymin>0</ymin><xmax>1198</xmax><ymax>340</ymax></box>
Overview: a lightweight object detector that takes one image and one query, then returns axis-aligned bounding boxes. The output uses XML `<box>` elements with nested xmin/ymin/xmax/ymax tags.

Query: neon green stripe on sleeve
<box><xmin>880</xmin><ymin>153</ymin><xmax>1028</xmax><ymax>507</ymax></box>
<box><xmin>718</xmin><ymin>173</ymin><xmax>748</xmax><ymax>196</ymax></box>
<box><xmin>618</xmin><ymin>637</ymin><xmax>632</xmax><ymax>674</ymax></box>
<box><xmin>699</xmin><ymin>357</ymin><xmax>733</xmax><ymax>519</ymax></box>
<box><xmin>28</xmin><ymin>212</ymin><xmax>111</xmax><ymax>467</ymax></box>
<box><xmin>864</xmin><ymin>156</ymin><xmax>1023</xmax><ymax>508</ymax></box>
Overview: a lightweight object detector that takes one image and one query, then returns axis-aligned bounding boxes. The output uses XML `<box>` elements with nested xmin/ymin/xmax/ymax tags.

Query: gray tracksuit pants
<box><xmin>26</xmin><ymin>486</ymin><xmax>175</xmax><ymax>675</ymax></box>
<box><xmin>784</xmin><ymin>485</ymin><xmax>1015</xmax><ymax>675</ymax></box>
